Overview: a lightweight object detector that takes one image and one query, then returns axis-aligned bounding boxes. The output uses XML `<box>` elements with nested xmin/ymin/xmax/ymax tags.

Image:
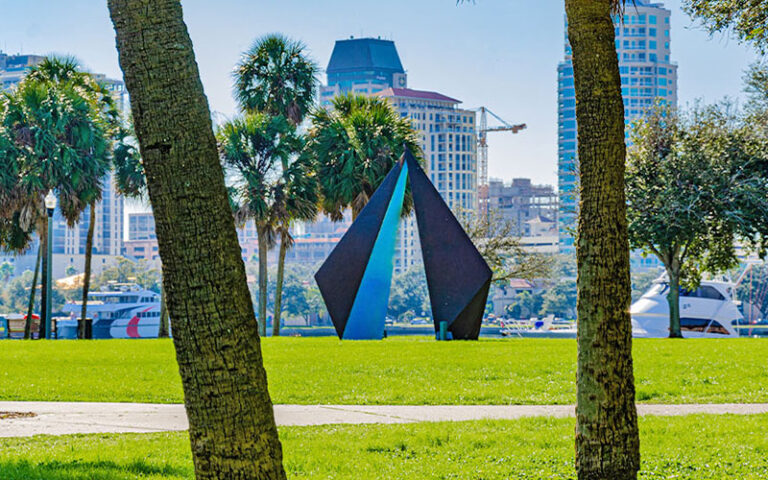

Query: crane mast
<box><xmin>476</xmin><ymin>106</ymin><xmax>526</xmax><ymax>214</ymax></box>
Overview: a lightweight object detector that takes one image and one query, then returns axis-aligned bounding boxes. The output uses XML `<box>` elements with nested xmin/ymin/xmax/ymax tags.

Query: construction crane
<box><xmin>476</xmin><ymin>107</ymin><xmax>527</xmax><ymax>214</ymax></box>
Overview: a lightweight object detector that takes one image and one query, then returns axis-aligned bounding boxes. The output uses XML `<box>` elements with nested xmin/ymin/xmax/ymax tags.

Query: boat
<box><xmin>61</xmin><ymin>283</ymin><xmax>163</xmax><ymax>339</ymax></box>
<box><xmin>631</xmin><ymin>275</ymin><xmax>740</xmax><ymax>338</ymax></box>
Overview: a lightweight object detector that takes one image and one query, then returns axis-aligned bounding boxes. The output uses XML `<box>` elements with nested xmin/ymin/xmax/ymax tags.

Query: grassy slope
<box><xmin>0</xmin><ymin>337</ymin><xmax>766</xmax><ymax>404</ymax></box>
<box><xmin>1</xmin><ymin>415</ymin><xmax>767</xmax><ymax>479</ymax></box>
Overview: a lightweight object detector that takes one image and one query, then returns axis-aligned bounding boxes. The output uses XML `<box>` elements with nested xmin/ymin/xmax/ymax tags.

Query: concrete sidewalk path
<box><xmin>2</xmin><ymin>402</ymin><xmax>768</xmax><ymax>438</ymax></box>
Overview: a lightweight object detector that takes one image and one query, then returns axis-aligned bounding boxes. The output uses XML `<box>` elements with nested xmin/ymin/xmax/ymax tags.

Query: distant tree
<box><xmin>684</xmin><ymin>0</ymin><xmax>768</xmax><ymax>53</ymax></box>
<box><xmin>626</xmin><ymin>104</ymin><xmax>768</xmax><ymax>337</ymax></box>
<box><xmin>388</xmin><ymin>267</ymin><xmax>430</xmax><ymax>320</ymax></box>
<box><xmin>506</xmin><ymin>290</ymin><xmax>545</xmax><ymax>319</ymax></box>
<box><xmin>540</xmin><ymin>280</ymin><xmax>577</xmax><ymax>318</ymax></box>
<box><xmin>735</xmin><ymin>264</ymin><xmax>768</xmax><ymax>323</ymax></box>
<box><xmin>281</xmin><ymin>273</ymin><xmax>311</xmax><ymax>322</ymax></box>
<box><xmin>0</xmin><ymin>261</ymin><xmax>14</xmax><ymax>281</ymax></box>
<box><xmin>745</xmin><ymin>62</ymin><xmax>768</xmax><ymax>131</ymax></box>
<box><xmin>459</xmin><ymin>207</ymin><xmax>553</xmax><ymax>285</ymax></box>
<box><xmin>307</xmin><ymin>94</ymin><xmax>422</xmax><ymax>220</ymax></box>
<box><xmin>1</xmin><ymin>270</ymin><xmax>35</xmax><ymax>313</ymax></box>
<box><xmin>631</xmin><ymin>269</ymin><xmax>662</xmax><ymax>302</ymax></box>
<box><xmin>91</xmin><ymin>257</ymin><xmax>161</xmax><ymax>293</ymax></box>
<box><xmin>0</xmin><ymin>267</ymin><xmax>69</xmax><ymax>316</ymax></box>
<box><xmin>305</xmin><ymin>284</ymin><xmax>328</xmax><ymax>325</ymax></box>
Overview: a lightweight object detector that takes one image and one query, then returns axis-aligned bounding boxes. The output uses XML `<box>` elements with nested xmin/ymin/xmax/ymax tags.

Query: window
<box><xmin>680</xmin><ymin>318</ymin><xmax>709</xmax><ymax>333</ymax></box>
<box><xmin>649</xmin><ymin>15</ymin><xmax>657</xmax><ymax>25</ymax></box>
<box><xmin>680</xmin><ymin>286</ymin><xmax>725</xmax><ymax>300</ymax></box>
<box><xmin>707</xmin><ymin>321</ymin><xmax>730</xmax><ymax>335</ymax></box>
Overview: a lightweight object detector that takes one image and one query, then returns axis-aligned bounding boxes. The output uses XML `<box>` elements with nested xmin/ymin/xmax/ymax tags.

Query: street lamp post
<box><xmin>44</xmin><ymin>191</ymin><xmax>57</xmax><ymax>340</ymax></box>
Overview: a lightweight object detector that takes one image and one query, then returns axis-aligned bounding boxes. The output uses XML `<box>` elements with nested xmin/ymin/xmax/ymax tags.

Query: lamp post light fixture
<box><xmin>44</xmin><ymin>190</ymin><xmax>57</xmax><ymax>339</ymax></box>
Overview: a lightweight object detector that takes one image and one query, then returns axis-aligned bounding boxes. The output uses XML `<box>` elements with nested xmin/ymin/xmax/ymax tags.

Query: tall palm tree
<box><xmin>270</xmin><ymin>151</ymin><xmax>318</xmax><ymax>335</ymax></box>
<box><xmin>564</xmin><ymin>0</ymin><xmax>640</xmax><ymax>478</ymax></box>
<box><xmin>1</xmin><ymin>58</ymin><xmax>113</xmax><ymax>338</ymax></box>
<box><xmin>108</xmin><ymin>1</ymin><xmax>286</xmax><ymax>475</ymax></box>
<box><xmin>234</xmin><ymin>34</ymin><xmax>319</xmax><ymax>335</ymax></box>
<box><xmin>22</xmin><ymin>57</ymin><xmax>117</xmax><ymax>339</ymax></box>
<box><xmin>218</xmin><ymin>113</ymin><xmax>303</xmax><ymax>336</ymax></box>
<box><xmin>306</xmin><ymin>93</ymin><xmax>422</xmax><ymax>221</ymax></box>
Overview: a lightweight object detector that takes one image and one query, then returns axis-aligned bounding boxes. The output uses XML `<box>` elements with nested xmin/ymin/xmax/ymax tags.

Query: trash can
<box><xmin>0</xmin><ymin>317</ymin><xmax>8</xmax><ymax>339</ymax></box>
<box><xmin>55</xmin><ymin>318</ymin><xmax>78</xmax><ymax>339</ymax></box>
<box><xmin>78</xmin><ymin>318</ymin><xmax>93</xmax><ymax>339</ymax></box>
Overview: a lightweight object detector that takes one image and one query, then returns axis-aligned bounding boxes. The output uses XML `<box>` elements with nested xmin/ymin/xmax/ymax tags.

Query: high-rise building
<box><xmin>557</xmin><ymin>1</ymin><xmax>678</xmax><ymax>251</ymax></box>
<box><xmin>319</xmin><ymin>37</ymin><xmax>408</xmax><ymax>106</ymax></box>
<box><xmin>0</xmin><ymin>52</ymin><xmax>128</xmax><ymax>278</ymax></box>
<box><xmin>375</xmin><ymin>88</ymin><xmax>477</xmax><ymax>273</ymax></box>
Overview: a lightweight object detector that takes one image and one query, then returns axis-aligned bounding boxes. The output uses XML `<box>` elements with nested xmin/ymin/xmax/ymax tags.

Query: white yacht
<box><xmin>61</xmin><ymin>283</ymin><xmax>163</xmax><ymax>339</ymax></box>
<box><xmin>631</xmin><ymin>275</ymin><xmax>741</xmax><ymax>338</ymax></box>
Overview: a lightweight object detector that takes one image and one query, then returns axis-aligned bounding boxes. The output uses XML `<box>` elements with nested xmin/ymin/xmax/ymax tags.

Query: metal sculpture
<box><xmin>315</xmin><ymin>149</ymin><xmax>491</xmax><ymax>340</ymax></box>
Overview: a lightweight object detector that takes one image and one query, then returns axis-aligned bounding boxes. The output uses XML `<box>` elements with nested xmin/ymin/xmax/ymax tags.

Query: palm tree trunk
<box><xmin>39</xmin><ymin>226</ymin><xmax>48</xmax><ymax>340</ymax></box>
<box><xmin>108</xmin><ymin>1</ymin><xmax>286</xmax><ymax>478</ymax></box>
<box><xmin>666</xmin><ymin>265</ymin><xmax>683</xmax><ymax>338</ymax></box>
<box><xmin>272</xmin><ymin>234</ymin><xmax>288</xmax><ymax>337</ymax></box>
<box><xmin>565</xmin><ymin>1</ymin><xmax>640</xmax><ymax>479</ymax></box>
<box><xmin>24</xmin><ymin>243</ymin><xmax>42</xmax><ymax>340</ymax></box>
<box><xmin>79</xmin><ymin>201</ymin><xmax>96</xmax><ymax>339</ymax></box>
<box><xmin>257</xmin><ymin>224</ymin><xmax>269</xmax><ymax>337</ymax></box>
<box><xmin>158</xmin><ymin>281</ymin><xmax>170</xmax><ymax>338</ymax></box>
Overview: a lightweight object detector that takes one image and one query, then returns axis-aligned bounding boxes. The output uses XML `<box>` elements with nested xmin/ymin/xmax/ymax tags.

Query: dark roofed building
<box><xmin>320</xmin><ymin>37</ymin><xmax>408</xmax><ymax>105</ymax></box>
<box><xmin>326</xmin><ymin>37</ymin><xmax>404</xmax><ymax>77</ymax></box>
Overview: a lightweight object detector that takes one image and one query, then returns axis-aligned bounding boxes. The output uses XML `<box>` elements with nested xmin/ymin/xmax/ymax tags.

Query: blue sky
<box><xmin>0</xmin><ymin>0</ymin><xmax>760</xmax><ymax>187</ymax></box>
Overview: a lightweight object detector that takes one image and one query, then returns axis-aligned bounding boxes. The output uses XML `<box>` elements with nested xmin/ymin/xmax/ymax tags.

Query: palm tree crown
<box><xmin>234</xmin><ymin>34</ymin><xmax>318</xmax><ymax>124</ymax></box>
<box><xmin>306</xmin><ymin>93</ymin><xmax>423</xmax><ymax>220</ymax></box>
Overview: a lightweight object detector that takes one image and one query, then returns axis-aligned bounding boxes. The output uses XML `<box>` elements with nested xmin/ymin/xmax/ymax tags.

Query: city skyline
<box><xmin>0</xmin><ymin>0</ymin><xmax>758</xmax><ymax>188</ymax></box>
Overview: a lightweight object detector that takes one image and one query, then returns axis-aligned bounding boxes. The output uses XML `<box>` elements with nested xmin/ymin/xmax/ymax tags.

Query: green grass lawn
<box><xmin>1</xmin><ymin>337</ymin><xmax>767</xmax><ymax>404</ymax></box>
<box><xmin>1</xmin><ymin>414</ymin><xmax>767</xmax><ymax>479</ymax></box>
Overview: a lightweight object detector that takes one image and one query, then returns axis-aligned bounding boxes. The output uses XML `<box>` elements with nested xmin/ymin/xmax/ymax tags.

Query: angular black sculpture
<box><xmin>404</xmin><ymin>150</ymin><xmax>492</xmax><ymax>340</ymax></box>
<box><xmin>314</xmin><ymin>160</ymin><xmax>407</xmax><ymax>340</ymax></box>
<box><xmin>315</xmin><ymin>149</ymin><xmax>492</xmax><ymax>340</ymax></box>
